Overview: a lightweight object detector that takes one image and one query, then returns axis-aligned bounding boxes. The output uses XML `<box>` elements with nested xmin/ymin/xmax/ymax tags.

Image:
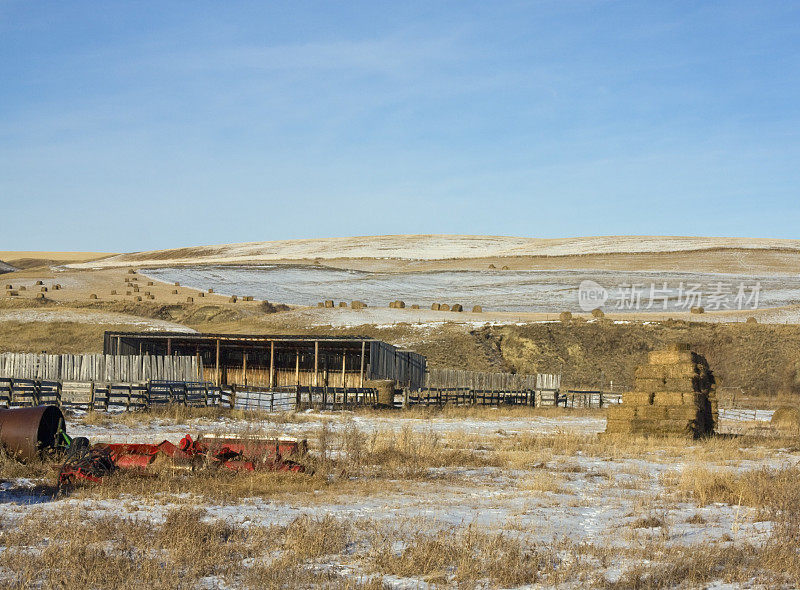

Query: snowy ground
<box><xmin>0</xmin><ymin>408</ymin><xmax>792</xmax><ymax>588</ymax></box>
<box><xmin>67</xmin><ymin>235</ymin><xmax>800</xmax><ymax>267</ymax></box>
<box><xmin>0</xmin><ymin>309</ymin><xmax>196</xmax><ymax>332</ymax></box>
<box><xmin>140</xmin><ymin>265</ymin><xmax>800</xmax><ymax>314</ymax></box>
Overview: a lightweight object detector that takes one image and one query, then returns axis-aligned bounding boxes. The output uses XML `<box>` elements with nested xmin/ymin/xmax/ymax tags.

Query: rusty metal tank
<box><xmin>0</xmin><ymin>406</ymin><xmax>65</xmax><ymax>461</ymax></box>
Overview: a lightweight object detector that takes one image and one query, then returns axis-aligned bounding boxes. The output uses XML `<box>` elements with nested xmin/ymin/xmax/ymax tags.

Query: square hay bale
<box><xmin>607</xmin><ymin>405</ymin><xmax>636</xmax><ymax>420</ymax></box>
<box><xmin>635</xmin><ymin>377</ymin><xmax>698</xmax><ymax>393</ymax></box>
<box><xmin>648</xmin><ymin>350</ymin><xmax>694</xmax><ymax>365</ymax></box>
<box><xmin>351</xmin><ymin>300</ymin><xmax>367</xmax><ymax>309</ymax></box>
<box><xmin>637</xmin><ymin>406</ymin><xmax>669</xmax><ymax>420</ymax></box>
<box><xmin>652</xmin><ymin>392</ymin><xmax>692</xmax><ymax>406</ymax></box>
<box><xmin>667</xmin><ymin>406</ymin><xmax>701</xmax><ymax>421</ymax></box>
<box><xmin>624</xmin><ymin>392</ymin><xmax>654</xmax><ymax>406</ymax></box>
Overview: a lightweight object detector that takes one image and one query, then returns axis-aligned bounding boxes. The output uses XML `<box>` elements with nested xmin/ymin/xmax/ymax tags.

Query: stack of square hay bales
<box><xmin>606</xmin><ymin>343</ymin><xmax>717</xmax><ymax>437</ymax></box>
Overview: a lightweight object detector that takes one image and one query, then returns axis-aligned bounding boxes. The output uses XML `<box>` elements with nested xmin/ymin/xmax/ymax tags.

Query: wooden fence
<box><xmin>0</xmin><ymin>353</ymin><xmax>202</xmax><ymax>383</ymax></box>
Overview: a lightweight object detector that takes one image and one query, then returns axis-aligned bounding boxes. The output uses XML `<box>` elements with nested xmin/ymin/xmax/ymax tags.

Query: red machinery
<box><xmin>58</xmin><ymin>433</ymin><xmax>308</xmax><ymax>485</ymax></box>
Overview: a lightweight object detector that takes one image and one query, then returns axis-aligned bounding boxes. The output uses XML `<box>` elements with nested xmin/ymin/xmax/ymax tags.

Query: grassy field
<box><xmin>0</xmin><ymin>406</ymin><xmax>798</xmax><ymax>588</ymax></box>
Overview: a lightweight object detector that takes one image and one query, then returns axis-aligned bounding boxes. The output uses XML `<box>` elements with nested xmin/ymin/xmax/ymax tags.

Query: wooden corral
<box><xmin>104</xmin><ymin>332</ymin><xmax>427</xmax><ymax>390</ymax></box>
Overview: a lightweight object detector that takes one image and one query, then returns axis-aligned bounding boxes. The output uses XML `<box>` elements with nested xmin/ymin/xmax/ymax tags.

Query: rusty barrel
<box><xmin>0</xmin><ymin>406</ymin><xmax>64</xmax><ymax>461</ymax></box>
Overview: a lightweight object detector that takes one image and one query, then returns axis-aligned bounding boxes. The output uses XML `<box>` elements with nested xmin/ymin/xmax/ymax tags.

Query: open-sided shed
<box><xmin>103</xmin><ymin>332</ymin><xmax>426</xmax><ymax>390</ymax></box>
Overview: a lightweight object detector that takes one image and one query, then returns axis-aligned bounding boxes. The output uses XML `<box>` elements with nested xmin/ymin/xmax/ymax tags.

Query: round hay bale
<box><xmin>365</xmin><ymin>379</ymin><xmax>396</xmax><ymax>407</ymax></box>
<box><xmin>110</xmin><ymin>290</ymin><xmax>116</xmax><ymax>295</ymax></box>
<box><xmin>52</xmin><ymin>284</ymin><xmax>60</xmax><ymax>290</ymax></box>
<box><xmin>318</xmin><ymin>302</ymin><xmax>324</xmax><ymax>307</ymax></box>
<box><xmin>431</xmin><ymin>303</ymin><xmax>441</xmax><ymax>311</ymax></box>
<box><xmin>559</xmin><ymin>311</ymin><xmax>572</xmax><ymax>322</ymax></box>
<box><xmin>324</xmin><ymin>300</ymin><xmax>334</xmax><ymax>308</ymax></box>
<box><xmin>133</xmin><ymin>286</ymin><xmax>140</xmax><ymax>292</ymax></box>
<box><xmin>208</xmin><ymin>288</ymin><xmax>214</xmax><ymax>293</ymax></box>
<box><xmin>148</xmin><ymin>294</ymin><xmax>155</xmax><ymax>300</ymax></box>
<box><xmin>8</xmin><ymin>291</ymin><xmax>18</xmax><ymax>297</ymax></box>
<box><xmin>440</xmin><ymin>303</ymin><xmax>450</xmax><ymax>311</ymax></box>
<box><xmin>147</xmin><ymin>281</ymin><xmax>154</xmax><ymax>286</ymax></box>
<box><xmin>135</xmin><ymin>296</ymin><xmax>142</xmax><ymax>301</ymax></box>
<box><xmin>690</xmin><ymin>306</ymin><xmax>704</xmax><ymax>314</ymax></box>
<box><xmin>746</xmin><ymin>316</ymin><xmax>758</xmax><ymax>324</ymax></box>
<box><xmin>35</xmin><ymin>280</ymin><xmax>43</xmax><ymax>286</ymax></box>
<box><xmin>128</xmin><ymin>269</ymin><xmax>136</xmax><ymax>274</ymax></box>
<box><xmin>771</xmin><ymin>407</ymin><xmax>800</xmax><ymax>432</ymax></box>
<box><xmin>19</xmin><ymin>286</ymin><xmax>26</xmax><ymax>291</ymax></box>
<box><xmin>4</xmin><ymin>284</ymin><xmax>12</xmax><ymax>289</ymax></box>
<box><xmin>501</xmin><ymin>265</ymin><xmax>509</xmax><ymax>270</ymax></box>
<box><xmin>351</xmin><ymin>300</ymin><xmax>367</xmax><ymax>310</ymax></box>
<box><xmin>144</xmin><ymin>291</ymin><xmax>150</xmax><ymax>296</ymax></box>
<box><xmin>174</xmin><ymin>282</ymin><xmax>180</xmax><ymax>287</ymax></box>
<box><xmin>411</xmin><ymin>304</ymin><xmax>419</xmax><ymax>309</ymax></box>
<box><xmin>451</xmin><ymin>303</ymin><xmax>463</xmax><ymax>312</ymax></box>
<box><xmin>488</xmin><ymin>264</ymin><xmax>496</xmax><ymax>269</ymax></box>
<box><xmin>198</xmin><ymin>292</ymin><xmax>205</xmax><ymax>297</ymax></box>
<box><xmin>126</xmin><ymin>291</ymin><xmax>131</xmax><ymax>296</ymax></box>
<box><xmin>396</xmin><ymin>300</ymin><xmax>405</xmax><ymax>309</ymax></box>
<box><xmin>472</xmin><ymin>305</ymin><xmax>482</xmax><ymax>313</ymax></box>
<box><xmin>230</xmin><ymin>296</ymin><xmax>238</xmax><ymax>303</ymax></box>
<box><xmin>89</xmin><ymin>294</ymin><xmax>98</xmax><ymax>299</ymax></box>
<box><xmin>591</xmin><ymin>308</ymin><xmax>605</xmax><ymax>319</ymax></box>
<box><xmin>186</xmin><ymin>297</ymin><xmax>194</xmax><ymax>303</ymax></box>
<box><xmin>172</xmin><ymin>289</ymin><xmax>178</xmax><ymax>294</ymax></box>
<box><xmin>388</xmin><ymin>301</ymin><xmax>396</xmax><ymax>308</ymax></box>
<box><xmin>35</xmin><ymin>293</ymin><xmax>45</xmax><ymax>299</ymax></box>
<box><xmin>339</xmin><ymin>301</ymin><xmax>348</xmax><ymax>307</ymax></box>
<box><xmin>40</xmin><ymin>287</ymin><xmax>47</xmax><ymax>292</ymax></box>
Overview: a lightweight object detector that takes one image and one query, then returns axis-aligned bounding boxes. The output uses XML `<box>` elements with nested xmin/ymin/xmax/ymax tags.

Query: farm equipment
<box><xmin>58</xmin><ymin>433</ymin><xmax>308</xmax><ymax>486</ymax></box>
<box><xmin>0</xmin><ymin>406</ymin><xmax>71</xmax><ymax>461</ymax></box>
<box><xmin>0</xmin><ymin>404</ymin><xmax>309</xmax><ymax>487</ymax></box>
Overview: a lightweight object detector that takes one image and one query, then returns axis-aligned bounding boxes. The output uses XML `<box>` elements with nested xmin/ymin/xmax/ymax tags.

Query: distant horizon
<box><xmin>3</xmin><ymin>1</ymin><xmax>799</xmax><ymax>251</ymax></box>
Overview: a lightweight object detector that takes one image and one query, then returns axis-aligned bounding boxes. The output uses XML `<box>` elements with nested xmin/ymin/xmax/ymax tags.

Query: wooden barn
<box><xmin>103</xmin><ymin>332</ymin><xmax>426</xmax><ymax>390</ymax></box>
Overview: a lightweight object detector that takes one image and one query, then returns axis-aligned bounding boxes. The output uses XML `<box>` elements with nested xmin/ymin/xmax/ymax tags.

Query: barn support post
<box><xmin>341</xmin><ymin>353</ymin><xmax>347</xmax><ymax>407</ymax></box>
<box><xmin>243</xmin><ymin>352</ymin><xmax>247</xmax><ymax>388</ymax></box>
<box><xmin>215</xmin><ymin>339</ymin><xmax>220</xmax><ymax>386</ymax></box>
<box><xmin>295</xmin><ymin>351</ymin><xmax>300</xmax><ymax>386</ymax></box>
<box><xmin>359</xmin><ymin>341</ymin><xmax>365</xmax><ymax>388</ymax></box>
<box><xmin>269</xmin><ymin>341</ymin><xmax>275</xmax><ymax>388</ymax></box>
<box><xmin>313</xmin><ymin>341</ymin><xmax>319</xmax><ymax>388</ymax></box>
<box><xmin>166</xmin><ymin>338</ymin><xmax>172</xmax><ymax>356</ymax></box>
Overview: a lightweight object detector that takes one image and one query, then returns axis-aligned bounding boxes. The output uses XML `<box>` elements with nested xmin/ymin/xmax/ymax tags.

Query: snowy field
<box><xmin>1</xmin><ymin>407</ymin><xmax>795</xmax><ymax>588</ymax></box>
<box><xmin>67</xmin><ymin>235</ymin><xmax>800</xmax><ymax>267</ymax></box>
<box><xmin>142</xmin><ymin>265</ymin><xmax>800</xmax><ymax>314</ymax></box>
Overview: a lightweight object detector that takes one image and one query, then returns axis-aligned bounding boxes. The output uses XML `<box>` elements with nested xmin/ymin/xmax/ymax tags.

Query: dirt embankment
<box><xmin>461</xmin><ymin>321</ymin><xmax>800</xmax><ymax>396</ymax></box>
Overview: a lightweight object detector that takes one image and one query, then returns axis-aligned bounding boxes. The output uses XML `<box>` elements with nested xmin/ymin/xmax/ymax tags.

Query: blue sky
<box><xmin>1</xmin><ymin>1</ymin><xmax>799</xmax><ymax>252</ymax></box>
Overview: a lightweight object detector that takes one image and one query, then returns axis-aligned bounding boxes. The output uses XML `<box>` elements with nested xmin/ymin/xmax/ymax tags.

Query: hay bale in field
<box><xmin>411</xmin><ymin>304</ymin><xmax>419</xmax><ymax>309</ymax></box>
<box><xmin>126</xmin><ymin>291</ymin><xmax>131</xmax><ymax>296</ymax></box>
<box><xmin>746</xmin><ymin>317</ymin><xmax>758</xmax><ymax>324</ymax></box>
<box><xmin>317</xmin><ymin>302</ymin><xmax>324</xmax><ymax>307</ymax></box>
<box><xmin>147</xmin><ymin>281</ymin><xmax>154</xmax><ymax>286</ymax></box>
<box><xmin>40</xmin><ymin>287</ymin><xmax>47</xmax><ymax>292</ymax></box>
<box><xmin>396</xmin><ymin>300</ymin><xmax>405</xmax><ymax>309</ymax></box>
<box><xmin>7</xmin><ymin>291</ymin><xmax>18</xmax><ymax>297</ymax></box>
<box><xmin>35</xmin><ymin>293</ymin><xmax>45</xmax><ymax>299</ymax></box>
<box><xmin>135</xmin><ymin>296</ymin><xmax>142</xmax><ymax>301</ymax></box>
<box><xmin>501</xmin><ymin>265</ymin><xmax>509</xmax><ymax>270</ymax></box>
<box><xmin>605</xmin><ymin>344</ymin><xmax>717</xmax><ymax>438</ymax></box>
<box><xmin>208</xmin><ymin>288</ymin><xmax>214</xmax><ymax>293</ymax></box>
<box><xmin>439</xmin><ymin>303</ymin><xmax>450</xmax><ymax>311</ymax></box>
<box><xmin>148</xmin><ymin>294</ymin><xmax>155</xmax><ymax>300</ymax></box>
<box><xmin>89</xmin><ymin>294</ymin><xmax>98</xmax><ymax>299</ymax></box>
<box><xmin>174</xmin><ymin>282</ymin><xmax>180</xmax><ymax>286</ymax></box>
<box><xmin>35</xmin><ymin>280</ymin><xmax>43</xmax><ymax>285</ymax></box>
<box><xmin>559</xmin><ymin>311</ymin><xmax>572</xmax><ymax>322</ymax></box>
<box><xmin>339</xmin><ymin>301</ymin><xmax>348</xmax><ymax>307</ymax></box>
<box><xmin>198</xmin><ymin>292</ymin><xmax>205</xmax><ymax>297</ymax></box>
<box><xmin>324</xmin><ymin>300</ymin><xmax>334</xmax><ymax>308</ymax></box>
<box><xmin>230</xmin><ymin>296</ymin><xmax>238</xmax><ymax>303</ymax></box>
<box><xmin>4</xmin><ymin>284</ymin><xmax>11</xmax><ymax>289</ymax></box>
<box><xmin>451</xmin><ymin>303</ymin><xmax>463</xmax><ymax>312</ymax></box>
<box><xmin>144</xmin><ymin>291</ymin><xmax>151</xmax><ymax>296</ymax></box>
<box><xmin>431</xmin><ymin>303</ymin><xmax>441</xmax><ymax>311</ymax></box>
<box><xmin>690</xmin><ymin>306</ymin><xmax>704</xmax><ymax>314</ymax></box>
<box><xmin>488</xmin><ymin>264</ymin><xmax>496</xmax><ymax>269</ymax></box>
<box><xmin>133</xmin><ymin>286</ymin><xmax>140</xmax><ymax>292</ymax></box>
<box><xmin>128</xmin><ymin>269</ymin><xmax>136</xmax><ymax>274</ymax></box>
<box><xmin>19</xmin><ymin>286</ymin><xmax>26</xmax><ymax>291</ymax></box>
<box><xmin>110</xmin><ymin>290</ymin><xmax>116</xmax><ymax>295</ymax></box>
<box><xmin>351</xmin><ymin>300</ymin><xmax>367</xmax><ymax>310</ymax></box>
<box><xmin>52</xmin><ymin>284</ymin><xmax>60</xmax><ymax>290</ymax></box>
<box><xmin>591</xmin><ymin>309</ymin><xmax>604</xmax><ymax>318</ymax></box>
<box><xmin>771</xmin><ymin>407</ymin><xmax>800</xmax><ymax>432</ymax></box>
<box><xmin>171</xmin><ymin>289</ymin><xmax>178</xmax><ymax>294</ymax></box>
<box><xmin>472</xmin><ymin>305</ymin><xmax>482</xmax><ymax>313</ymax></box>
<box><xmin>186</xmin><ymin>297</ymin><xmax>194</xmax><ymax>303</ymax></box>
